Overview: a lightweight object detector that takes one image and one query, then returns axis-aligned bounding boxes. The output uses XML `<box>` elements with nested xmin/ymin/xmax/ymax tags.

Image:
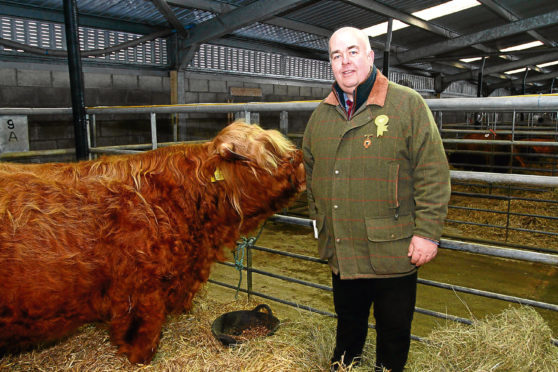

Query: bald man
<box><xmin>303</xmin><ymin>27</ymin><xmax>450</xmax><ymax>371</ymax></box>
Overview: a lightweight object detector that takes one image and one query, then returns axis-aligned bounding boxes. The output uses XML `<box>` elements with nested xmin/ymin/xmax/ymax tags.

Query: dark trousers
<box><xmin>331</xmin><ymin>271</ymin><xmax>417</xmax><ymax>372</ymax></box>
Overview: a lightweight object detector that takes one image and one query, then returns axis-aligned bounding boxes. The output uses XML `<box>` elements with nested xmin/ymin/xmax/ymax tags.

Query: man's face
<box><xmin>329</xmin><ymin>29</ymin><xmax>374</xmax><ymax>97</ymax></box>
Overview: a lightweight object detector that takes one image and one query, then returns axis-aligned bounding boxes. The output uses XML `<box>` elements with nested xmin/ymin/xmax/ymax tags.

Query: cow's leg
<box><xmin>110</xmin><ymin>291</ymin><xmax>166</xmax><ymax>364</ymax></box>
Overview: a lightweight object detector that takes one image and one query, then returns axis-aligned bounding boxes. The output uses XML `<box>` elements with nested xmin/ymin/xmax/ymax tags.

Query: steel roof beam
<box><xmin>177</xmin><ymin>0</ymin><xmax>313</xmax><ymax>68</ymax></box>
<box><xmin>151</xmin><ymin>0</ymin><xmax>189</xmax><ymax>38</ymax></box>
<box><xmin>181</xmin><ymin>0</ymin><xmax>313</xmax><ymax>48</ymax></box>
<box><xmin>346</xmin><ymin>0</ymin><xmax>510</xmax><ymax>68</ymax></box>
<box><xmin>478</xmin><ymin>0</ymin><xmax>557</xmax><ymax>47</ymax></box>
<box><xmin>214</xmin><ymin>36</ymin><xmax>329</xmax><ymax>60</ymax></box>
<box><xmin>342</xmin><ymin>0</ymin><xmax>457</xmax><ymax>39</ymax></box>
<box><xmin>488</xmin><ymin>69</ymin><xmax>558</xmax><ymax>90</ymax></box>
<box><xmin>170</xmin><ymin>0</ymin><xmax>403</xmax><ymax>53</ymax></box>
<box><xmin>169</xmin><ymin>0</ymin><xmax>332</xmax><ymax>38</ymax></box>
<box><xmin>445</xmin><ymin>50</ymin><xmax>558</xmax><ymax>83</ymax></box>
<box><xmin>391</xmin><ymin>10</ymin><xmax>558</xmax><ymax>66</ymax></box>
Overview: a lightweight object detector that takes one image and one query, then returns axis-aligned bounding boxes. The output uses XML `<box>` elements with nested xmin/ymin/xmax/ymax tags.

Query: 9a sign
<box><xmin>0</xmin><ymin>116</ymin><xmax>29</xmax><ymax>153</ymax></box>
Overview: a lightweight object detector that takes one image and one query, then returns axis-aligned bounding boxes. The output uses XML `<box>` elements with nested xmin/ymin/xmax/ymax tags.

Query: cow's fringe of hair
<box><xmin>208</xmin><ymin>121</ymin><xmax>298</xmax><ymax>226</ymax></box>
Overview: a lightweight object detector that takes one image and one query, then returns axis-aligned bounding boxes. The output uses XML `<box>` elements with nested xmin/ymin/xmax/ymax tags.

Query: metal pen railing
<box><xmin>211</xmin><ymin>213</ymin><xmax>558</xmax><ymax>345</ymax></box>
<box><xmin>2</xmin><ymin>96</ymin><xmax>557</xmax><ymax>345</ymax></box>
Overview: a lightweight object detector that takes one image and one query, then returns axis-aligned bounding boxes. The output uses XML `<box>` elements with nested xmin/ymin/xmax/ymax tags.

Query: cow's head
<box><xmin>207</xmin><ymin>121</ymin><xmax>305</xmax><ymax>228</ymax></box>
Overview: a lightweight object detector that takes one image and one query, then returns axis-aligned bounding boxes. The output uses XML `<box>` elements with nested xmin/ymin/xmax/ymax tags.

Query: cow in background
<box><xmin>447</xmin><ymin>131</ymin><xmax>522</xmax><ymax>172</ymax></box>
<box><xmin>0</xmin><ymin>121</ymin><xmax>305</xmax><ymax>363</ymax></box>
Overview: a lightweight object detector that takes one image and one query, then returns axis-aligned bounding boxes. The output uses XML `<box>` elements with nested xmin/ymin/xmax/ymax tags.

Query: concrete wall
<box><xmin>0</xmin><ymin>62</ymin><xmax>331</xmax><ymax>161</ymax></box>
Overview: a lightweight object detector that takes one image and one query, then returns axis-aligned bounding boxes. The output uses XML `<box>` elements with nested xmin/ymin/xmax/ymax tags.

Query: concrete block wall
<box><xmin>179</xmin><ymin>71</ymin><xmax>331</xmax><ymax>139</ymax></box>
<box><xmin>0</xmin><ymin>61</ymin><xmax>331</xmax><ymax>161</ymax></box>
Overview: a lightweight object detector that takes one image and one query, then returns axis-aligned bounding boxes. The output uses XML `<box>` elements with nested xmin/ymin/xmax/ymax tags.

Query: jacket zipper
<box><xmin>394</xmin><ymin>164</ymin><xmax>400</xmax><ymax>220</ymax></box>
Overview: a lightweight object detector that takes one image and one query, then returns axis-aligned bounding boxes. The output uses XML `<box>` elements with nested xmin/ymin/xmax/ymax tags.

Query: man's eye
<box><xmin>350</xmin><ymin>50</ymin><xmax>358</xmax><ymax>55</ymax></box>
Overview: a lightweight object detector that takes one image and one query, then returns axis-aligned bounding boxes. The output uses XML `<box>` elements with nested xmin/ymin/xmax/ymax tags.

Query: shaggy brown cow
<box><xmin>0</xmin><ymin>121</ymin><xmax>305</xmax><ymax>364</ymax></box>
<box><xmin>447</xmin><ymin>131</ymin><xmax>526</xmax><ymax>171</ymax></box>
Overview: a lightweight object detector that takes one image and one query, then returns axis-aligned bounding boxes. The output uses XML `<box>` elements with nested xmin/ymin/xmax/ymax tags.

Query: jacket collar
<box><xmin>324</xmin><ymin>67</ymin><xmax>389</xmax><ymax>108</ymax></box>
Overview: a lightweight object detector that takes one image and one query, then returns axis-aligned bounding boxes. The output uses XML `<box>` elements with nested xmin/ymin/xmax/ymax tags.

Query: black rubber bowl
<box><xmin>211</xmin><ymin>304</ymin><xmax>280</xmax><ymax>346</ymax></box>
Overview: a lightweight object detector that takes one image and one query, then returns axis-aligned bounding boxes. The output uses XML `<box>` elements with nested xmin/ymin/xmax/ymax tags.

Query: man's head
<box><xmin>329</xmin><ymin>27</ymin><xmax>374</xmax><ymax>99</ymax></box>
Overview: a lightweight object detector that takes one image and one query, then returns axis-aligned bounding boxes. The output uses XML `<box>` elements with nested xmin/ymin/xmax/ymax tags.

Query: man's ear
<box><xmin>368</xmin><ymin>49</ymin><xmax>374</xmax><ymax>64</ymax></box>
<box><xmin>217</xmin><ymin>142</ymin><xmax>249</xmax><ymax>161</ymax></box>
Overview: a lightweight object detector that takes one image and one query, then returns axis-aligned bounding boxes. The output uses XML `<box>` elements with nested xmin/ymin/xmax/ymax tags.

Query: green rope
<box><xmin>233</xmin><ymin>221</ymin><xmax>266</xmax><ymax>298</ymax></box>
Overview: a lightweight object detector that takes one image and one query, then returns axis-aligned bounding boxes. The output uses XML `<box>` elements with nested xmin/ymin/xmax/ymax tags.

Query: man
<box><xmin>302</xmin><ymin>27</ymin><xmax>451</xmax><ymax>371</ymax></box>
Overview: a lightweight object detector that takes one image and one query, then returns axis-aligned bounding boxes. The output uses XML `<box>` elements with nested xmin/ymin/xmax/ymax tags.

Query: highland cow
<box><xmin>0</xmin><ymin>121</ymin><xmax>305</xmax><ymax>363</ymax></box>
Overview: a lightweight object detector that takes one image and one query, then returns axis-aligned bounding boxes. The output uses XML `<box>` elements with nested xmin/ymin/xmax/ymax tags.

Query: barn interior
<box><xmin>0</xmin><ymin>0</ymin><xmax>557</xmax><ymax>370</ymax></box>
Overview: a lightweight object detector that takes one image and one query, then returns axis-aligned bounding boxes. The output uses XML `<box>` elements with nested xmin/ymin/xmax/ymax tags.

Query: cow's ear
<box><xmin>217</xmin><ymin>142</ymin><xmax>249</xmax><ymax>161</ymax></box>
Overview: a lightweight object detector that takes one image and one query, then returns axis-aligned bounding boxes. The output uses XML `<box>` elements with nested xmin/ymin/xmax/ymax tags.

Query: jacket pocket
<box><xmin>365</xmin><ymin>214</ymin><xmax>415</xmax><ymax>275</ymax></box>
<box><xmin>315</xmin><ymin>213</ymin><xmax>333</xmax><ymax>260</ymax></box>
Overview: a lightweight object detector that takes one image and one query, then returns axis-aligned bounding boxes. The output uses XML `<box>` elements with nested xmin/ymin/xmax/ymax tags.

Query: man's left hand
<box><xmin>408</xmin><ymin>236</ymin><xmax>438</xmax><ymax>267</ymax></box>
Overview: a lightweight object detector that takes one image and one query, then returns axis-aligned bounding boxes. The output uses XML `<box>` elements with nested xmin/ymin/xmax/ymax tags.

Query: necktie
<box><xmin>346</xmin><ymin>99</ymin><xmax>354</xmax><ymax>119</ymax></box>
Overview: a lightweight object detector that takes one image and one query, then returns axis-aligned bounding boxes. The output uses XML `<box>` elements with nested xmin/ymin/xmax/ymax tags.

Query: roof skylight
<box><xmin>362</xmin><ymin>0</ymin><xmax>481</xmax><ymax>37</ymax></box>
<box><xmin>500</xmin><ymin>41</ymin><xmax>543</xmax><ymax>52</ymax></box>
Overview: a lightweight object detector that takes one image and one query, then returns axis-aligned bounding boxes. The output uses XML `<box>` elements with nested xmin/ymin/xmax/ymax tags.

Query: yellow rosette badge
<box><xmin>375</xmin><ymin>115</ymin><xmax>389</xmax><ymax>137</ymax></box>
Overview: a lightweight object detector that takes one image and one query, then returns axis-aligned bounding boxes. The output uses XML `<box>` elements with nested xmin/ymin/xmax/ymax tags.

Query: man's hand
<box><xmin>408</xmin><ymin>236</ymin><xmax>438</xmax><ymax>266</ymax></box>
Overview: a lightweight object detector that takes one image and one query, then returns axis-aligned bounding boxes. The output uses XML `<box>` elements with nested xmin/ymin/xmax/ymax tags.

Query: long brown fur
<box><xmin>0</xmin><ymin>121</ymin><xmax>305</xmax><ymax>364</ymax></box>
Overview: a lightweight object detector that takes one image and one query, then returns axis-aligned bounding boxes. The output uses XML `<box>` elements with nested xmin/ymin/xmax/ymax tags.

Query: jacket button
<box><xmin>336</xmin><ymin>238</ymin><xmax>341</xmax><ymax>243</ymax></box>
<box><xmin>333</xmin><ymin>205</ymin><xmax>338</xmax><ymax>209</ymax></box>
<box><xmin>391</xmin><ymin>233</ymin><xmax>396</xmax><ymax>238</ymax></box>
<box><xmin>334</xmin><ymin>169</ymin><xmax>340</xmax><ymax>175</ymax></box>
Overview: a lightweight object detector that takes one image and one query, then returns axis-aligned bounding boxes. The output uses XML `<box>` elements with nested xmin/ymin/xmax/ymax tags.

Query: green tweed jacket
<box><xmin>302</xmin><ymin>70</ymin><xmax>451</xmax><ymax>279</ymax></box>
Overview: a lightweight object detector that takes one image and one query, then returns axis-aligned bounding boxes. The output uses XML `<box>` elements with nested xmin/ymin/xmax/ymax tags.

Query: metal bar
<box><xmin>90</xmin><ymin>114</ymin><xmax>97</xmax><ymax>149</ymax></box>
<box><xmin>150</xmin><ymin>112</ymin><xmax>158</xmax><ymax>149</ymax></box>
<box><xmin>63</xmin><ymin>0</ymin><xmax>88</xmax><ymax>160</ymax></box>
<box><xmin>3</xmin><ymin>96</ymin><xmax>558</xmax><ymax>117</ymax></box>
<box><xmin>441</xmin><ymin>239</ymin><xmax>558</xmax><ymax>265</ymax></box>
<box><xmin>383</xmin><ymin>18</ymin><xmax>393</xmax><ymax>76</ymax></box>
<box><xmin>86</xmin><ymin>101</ymin><xmax>321</xmax><ymax>114</ymax></box>
<box><xmin>443</xmin><ymin>139</ymin><xmax>558</xmax><ymax>147</ymax></box>
<box><xmin>247</xmin><ymin>244</ymin><xmax>253</xmax><ymax>300</ymax></box>
<box><xmin>451</xmin><ymin>191</ymin><xmax>558</xmax><ymax>204</ymax></box>
<box><xmin>280</xmin><ymin>111</ymin><xmax>288</xmax><ymax>135</ymax></box>
<box><xmin>269</xmin><ymin>214</ymin><xmax>313</xmax><ymax>227</ymax></box>
<box><xmin>414</xmin><ymin>307</ymin><xmax>472</xmax><ymax>325</ymax></box>
<box><xmin>89</xmin><ymin>148</ymin><xmax>142</xmax><ymax>155</ymax></box>
<box><xmin>208</xmin><ymin>279</ymin><xmax>337</xmax><ymax>318</ymax></box>
<box><xmin>271</xmin><ymin>214</ymin><xmax>558</xmax><ymax>265</ymax></box>
<box><xmin>253</xmin><ymin>245</ymin><xmax>327</xmax><ymax>264</ymax></box>
<box><xmin>441</xmin><ymin>129</ymin><xmax>558</xmax><ymax>136</ymax></box>
<box><xmin>392</xmin><ymin>10</ymin><xmax>558</xmax><ymax>66</ymax></box>
<box><xmin>0</xmin><ymin>108</ymin><xmax>73</xmax><ymax>115</ymax></box>
<box><xmin>446</xmin><ymin>218</ymin><xmax>558</xmax><ymax>238</ymax></box>
<box><xmin>419</xmin><ymin>278</ymin><xmax>558</xmax><ymax>312</ymax></box>
<box><xmin>450</xmin><ymin>170</ymin><xmax>558</xmax><ymax>187</ymax></box>
<box><xmin>182</xmin><ymin>0</ymin><xmax>312</xmax><ymax>49</ymax></box>
<box><xmin>448</xmin><ymin>149</ymin><xmax>558</xmax><ymax>159</ymax></box>
<box><xmin>0</xmin><ymin>148</ymin><xmax>76</xmax><ymax>160</ymax></box>
<box><xmin>449</xmin><ymin>205</ymin><xmax>558</xmax><ymax>222</ymax></box>
<box><xmin>477</xmin><ymin>57</ymin><xmax>486</xmax><ymax>97</ymax></box>
<box><xmin>151</xmin><ymin>0</ymin><xmax>189</xmax><ymax>38</ymax></box>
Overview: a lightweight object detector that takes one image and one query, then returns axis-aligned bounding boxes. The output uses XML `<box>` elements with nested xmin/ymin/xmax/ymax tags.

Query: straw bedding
<box><xmin>1</xmin><ymin>288</ymin><xmax>556</xmax><ymax>371</ymax></box>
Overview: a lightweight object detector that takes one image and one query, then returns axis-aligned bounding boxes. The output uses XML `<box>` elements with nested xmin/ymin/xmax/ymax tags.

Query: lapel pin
<box><xmin>363</xmin><ymin>135</ymin><xmax>372</xmax><ymax>149</ymax></box>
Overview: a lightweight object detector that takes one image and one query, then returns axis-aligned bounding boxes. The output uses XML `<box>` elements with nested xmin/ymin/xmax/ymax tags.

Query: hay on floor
<box><xmin>0</xmin><ymin>290</ymin><xmax>342</xmax><ymax>372</ymax></box>
<box><xmin>409</xmin><ymin>306</ymin><xmax>558</xmax><ymax>372</ymax></box>
<box><xmin>2</xmin><ymin>290</ymin><xmax>556</xmax><ymax>371</ymax></box>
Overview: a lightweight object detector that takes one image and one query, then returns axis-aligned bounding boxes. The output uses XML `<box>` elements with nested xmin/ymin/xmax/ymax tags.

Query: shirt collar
<box><xmin>325</xmin><ymin>66</ymin><xmax>389</xmax><ymax>108</ymax></box>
